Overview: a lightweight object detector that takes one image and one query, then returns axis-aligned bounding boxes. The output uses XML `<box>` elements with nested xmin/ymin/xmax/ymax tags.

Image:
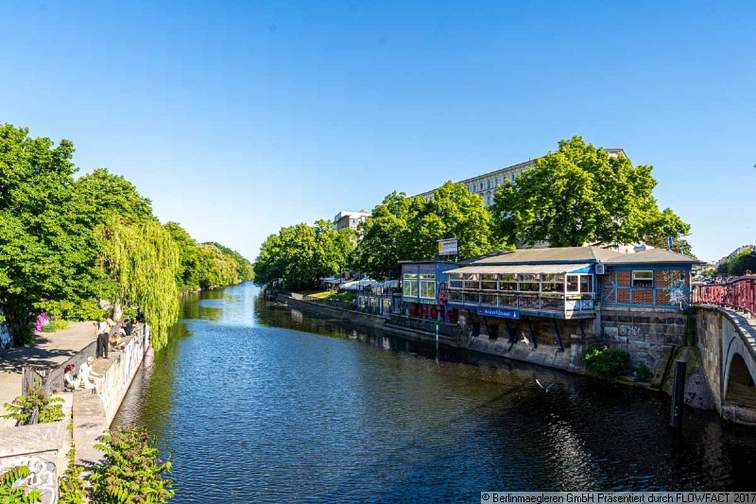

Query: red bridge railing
<box><xmin>693</xmin><ymin>276</ymin><xmax>756</xmax><ymax>316</ymax></box>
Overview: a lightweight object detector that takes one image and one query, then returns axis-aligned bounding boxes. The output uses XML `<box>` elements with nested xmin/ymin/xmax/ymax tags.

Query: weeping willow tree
<box><xmin>98</xmin><ymin>216</ymin><xmax>180</xmax><ymax>351</ymax></box>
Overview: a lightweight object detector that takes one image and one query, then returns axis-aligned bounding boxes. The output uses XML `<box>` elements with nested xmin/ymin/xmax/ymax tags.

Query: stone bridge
<box><xmin>695</xmin><ymin>304</ymin><xmax>756</xmax><ymax>425</ymax></box>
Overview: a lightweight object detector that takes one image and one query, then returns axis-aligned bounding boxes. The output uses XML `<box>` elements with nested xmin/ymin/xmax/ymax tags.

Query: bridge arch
<box><xmin>723</xmin><ymin>338</ymin><xmax>756</xmax><ymax>410</ymax></box>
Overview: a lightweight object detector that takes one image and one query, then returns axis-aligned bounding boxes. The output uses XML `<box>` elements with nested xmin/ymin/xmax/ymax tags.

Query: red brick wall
<box><xmin>617</xmin><ymin>271</ymin><xmax>632</xmax><ymax>287</ymax></box>
<box><xmin>631</xmin><ymin>289</ymin><xmax>653</xmax><ymax>304</ymax></box>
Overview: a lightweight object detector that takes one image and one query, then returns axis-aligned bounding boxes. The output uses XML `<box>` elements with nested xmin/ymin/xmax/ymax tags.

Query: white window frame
<box><xmin>632</xmin><ymin>270</ymin><xmax>654</xmax><ymax>288</ymax></box>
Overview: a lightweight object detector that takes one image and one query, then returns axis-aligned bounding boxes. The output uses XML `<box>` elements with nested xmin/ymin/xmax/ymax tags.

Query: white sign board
<box><xmin>437</xmin><ymin>238</ymin><xmax>458</xmax><ymax>256</ymax></box>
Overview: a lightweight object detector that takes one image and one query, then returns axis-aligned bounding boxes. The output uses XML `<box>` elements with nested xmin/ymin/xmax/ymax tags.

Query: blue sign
<box><xmin>478</xmin><ymin>307</ymin><xmax>520</xmax><ymax>319</ymax></box>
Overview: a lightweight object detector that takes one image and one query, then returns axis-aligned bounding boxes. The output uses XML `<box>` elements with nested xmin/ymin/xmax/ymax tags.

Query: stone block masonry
<box><xmin>74</xmin><ymin>325</ymin><xmax>151</xmax><ymax>464</ymax></box>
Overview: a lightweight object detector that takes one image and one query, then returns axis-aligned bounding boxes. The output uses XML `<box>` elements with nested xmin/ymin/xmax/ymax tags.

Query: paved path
<box><xmin>0</xmin><ymin>321</ymin><xmax>97</xmax><ymax>428</ymax></box>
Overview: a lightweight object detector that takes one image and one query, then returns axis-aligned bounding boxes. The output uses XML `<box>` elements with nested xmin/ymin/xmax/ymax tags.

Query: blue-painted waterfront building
<box><xmin>442</xmin><ymin>246</ymin><xmax>699</xmax><ymax>321</ymax></box>
<box><xmin>399</xmin><ymin>260</ymin><xmax>459</xmax><ymax>320</ymax></box>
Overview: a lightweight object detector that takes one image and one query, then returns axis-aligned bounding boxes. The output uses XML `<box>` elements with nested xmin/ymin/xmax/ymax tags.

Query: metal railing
<box><xmin>694</xmin><ymin>276</ymin><xmax>756</xmax><ymax>316</ymax></box>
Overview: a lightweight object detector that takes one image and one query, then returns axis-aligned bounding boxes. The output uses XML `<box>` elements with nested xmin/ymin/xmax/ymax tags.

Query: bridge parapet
<box><xmin>694</xmin><ymin>276</ymin><xmax>756</xmax><ymax>316</ymax></box>
<box><xmin>694</xmin><ymin>304</ymin><xmax>756</xmax><ymax>426</ymax></box>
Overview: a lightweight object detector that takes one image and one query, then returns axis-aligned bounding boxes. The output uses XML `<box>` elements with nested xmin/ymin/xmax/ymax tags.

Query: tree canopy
<box><xmin>351</xmin><ymin>183</ymin><xmax>499</xmax><ymax>280</ymax></box>
<box><xmin>0</xmin><ymin>123</ymin><xmax>254</xmax><ymax>347</ymax></box>
<box><xmin>716</xmin><ymin>246</ymin><xmax>756</xmax><ymax>276</ymax></box>
<box><xmin>254</xmin><ymin>221</ymin><xmax>355</xmax><ymax>291</ymax></box>
<box><xmin>491</xmin><ymin>136</ymin><xmax>691</xmax><ymax>250</ymax></box>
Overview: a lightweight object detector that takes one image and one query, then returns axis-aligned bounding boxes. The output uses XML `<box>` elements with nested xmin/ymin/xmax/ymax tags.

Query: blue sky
<box><xmin>1</xmin><ymin>1</ymin><xmax>754</xmax><ymax>263</ymax></box>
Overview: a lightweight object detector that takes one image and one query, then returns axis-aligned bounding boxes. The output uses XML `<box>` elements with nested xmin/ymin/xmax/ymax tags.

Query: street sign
<box><xmin>437</xmin><ymin>238</ymin><xmax>458</xmax><ymax>256</ymax></box>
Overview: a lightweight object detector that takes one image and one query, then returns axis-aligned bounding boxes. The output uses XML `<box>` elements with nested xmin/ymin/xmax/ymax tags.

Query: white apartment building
<box><xmin>418</xmin><ymin>148</ymin><xmax>625</xmax><ymax>206</ymax></box>
<box><xmin>333</xmin><ymin>210</ymin><xmax>371</xmax><ymax>231</ymax></box>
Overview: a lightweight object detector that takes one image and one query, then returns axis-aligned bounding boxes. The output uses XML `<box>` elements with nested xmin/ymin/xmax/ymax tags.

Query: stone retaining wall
<box><xmin>96</xmin><ymin>326</ymin><xmax>150</xmax><ymax>425</ymax></box>
<box><xmin>0</xmin><ymin>394</ymin><xmax>73</xmax><ymax>504</ymax></box>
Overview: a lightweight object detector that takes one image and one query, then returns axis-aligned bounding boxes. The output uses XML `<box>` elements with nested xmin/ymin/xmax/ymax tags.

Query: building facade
<box><xmin>333</xmin><ymin>210</ymin><xmax>371</xmax><ymax>231</ymax></box>
<box><xmin>439</xmin><ymin>246</ymin><xmax>699</xmax><ymax>369</ymax></box>
<box><xmin>418</xmin><ymin>149</ymin><xmax>625</xmax><ymax>206</ymax></box>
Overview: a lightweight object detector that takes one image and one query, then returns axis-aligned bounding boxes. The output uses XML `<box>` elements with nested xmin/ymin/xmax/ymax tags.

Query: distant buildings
<box><xmin>333</xmin><ymin>210</ymin><xmax>371</xmax><ymax>231</ymax></box>
<box><xmin>417</xmin><ymin>148</ymin><xmax>626</xmax><ymax>206</ymax></box>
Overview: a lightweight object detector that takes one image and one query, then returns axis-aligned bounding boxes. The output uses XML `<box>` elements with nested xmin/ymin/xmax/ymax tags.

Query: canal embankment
<box><xmin>0</xmin><ymin>322</ymin><xmax>151</xmax><ymax>502</ymax></box>
<box><xmin>276</xmin><ymin>292</ymin><xmax>756</xmax><ymax>425</ymax></box>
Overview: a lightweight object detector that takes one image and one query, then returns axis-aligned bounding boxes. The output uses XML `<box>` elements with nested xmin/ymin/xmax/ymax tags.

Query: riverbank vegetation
<box><xmin>716</xmin><ymin>246</ymin><xmax>756</xmax><ymax>276</ymax></box>
<box><xmin>254</xmin><ymin>220</ymin><xmax>356</xmax><ymax>291</ymax></box>
<box><xmin>0</xmin><ymin>123</ymin><xmax>254</xmax><ymax>349</ymax></box>
<box><xmin>255</xmin><ymin>136</ymin><xmax>692</xmax><ymax>289</ymax></box>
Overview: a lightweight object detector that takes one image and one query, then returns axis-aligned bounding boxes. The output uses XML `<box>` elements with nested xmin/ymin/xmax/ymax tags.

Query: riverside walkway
<box><xmin>0</xmin><ymin>321</ymin><xmax>98</xmax><ymax>428</ymax></box>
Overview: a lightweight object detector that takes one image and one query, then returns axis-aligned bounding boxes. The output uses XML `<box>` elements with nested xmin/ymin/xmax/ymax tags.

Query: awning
<box><xmin>447</xmin><ymin>263</ymin><xmax>591</xmax><ymax>275</ymax></box>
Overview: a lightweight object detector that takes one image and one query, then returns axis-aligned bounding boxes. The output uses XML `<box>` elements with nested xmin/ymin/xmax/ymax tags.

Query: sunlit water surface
<box><xmin>113</xmin><ymin>282</ymin><xmax>756</xmax><ymax>502</ymax></box>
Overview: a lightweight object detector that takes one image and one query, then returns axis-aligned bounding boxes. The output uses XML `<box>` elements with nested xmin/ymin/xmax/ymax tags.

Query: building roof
<box><xmin>603</xmin><ymin>248</ymin><xmax>702</xmax><ymax>265</ymax></box>
<box><xmin>449</xmin><ymin>263</ymin><xmax>590</xmax><ymax>275</ymax></box>
<box><xmin>465</xmin><ymin>246</ymin><xmax>700</xmax><ymax>266</ymax></box>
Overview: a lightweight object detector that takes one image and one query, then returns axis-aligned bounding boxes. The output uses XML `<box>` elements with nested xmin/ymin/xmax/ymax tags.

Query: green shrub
<box><xmin>90</xmin><ymin>428</ymin><xmax>175</xmax><ymax>503</ymax></box>
<box><xmin>41</xmin><ymin>319</ymin><xmax>69</xmax><ymax>333</ymax></box>
<box><xmin>58</xmin><ymin>448</ymin><xmax>86</xmax><ymax>504</ymax></box>
<box><xmin>581</xmin><ymin>347</ymin><xmax>630</xmax><ymax>379</ymax></box>
<box><xmin>0</xmin><ymin>465</ymin><xmax>42</xmax><ymax>503</ymax></box>
<box><xmin>635</xmin><ymin>363</ymin><xmax>652</xmax><ymax>382</ymax></box>
<box><xmin>2</xmin><ymin>386</ymin><xmax>64</xmax><ymax>425</ymax></box>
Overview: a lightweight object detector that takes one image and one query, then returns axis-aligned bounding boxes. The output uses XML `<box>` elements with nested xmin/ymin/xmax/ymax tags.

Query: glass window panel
<box><xmin>632</xmin><ymin>270</ymin><xmax>653</xmax><ymax>288</ymax></box>
<box><xmin>449</xmin><ymin>290</ymin><xmax>463</xmax><ymax>302</ymax></box>
<box><xmin>580</xmin><ymin>275</ymin><xmax>593</xmax><ymax>294</ymax></box>
<box><xmin>481</xmin><ymin>294</ymin><xmax>498</xmax><ymax>306</ymax></box>
<box><xmin>463</xmin><ymin>292</ymin><xmax>479</xmax><ymax>303</ymax></box>
<box><xmin>566</xmin><ymin>275</ymin><xmax>579</xmax><ymax>293</ymax></box>
<box><xmin>449</xmin><ymin>279</ymin><xmax>463</xmax><ymax>289</ymax></box>
<box><xmin>541</xmin><ymin>282</ymin><xmax>562</xmax><ymax>293</ymax></box>
<box><xmin>420</xmin><ymin>280</ymin><xmax>436</xmax><ymax>299</ymax></box>
<box><xmin>499</xmin><ymin>282</ymin><xmax>517</xmax><ymax>291</ymax></box>
<box><xmin>519</xmin><ymin>282</ymin><xmax>539</xmax><ymax>292</ymax></box>
<box><xmin>481</xmin><ymin>281</ymin><xmax>497</xmax><ymax>290</ymax></box>
<box><xmin>499</xmin><ymin>273</ymin><xmax>516</xmax><ymax>281</ymax></box>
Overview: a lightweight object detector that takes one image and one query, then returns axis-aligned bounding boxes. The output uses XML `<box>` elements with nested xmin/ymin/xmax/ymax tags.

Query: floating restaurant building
<box><xmin>399</xmin><ymin>246</ymin><xmax>701</xmax><ymax>370</ymax></box>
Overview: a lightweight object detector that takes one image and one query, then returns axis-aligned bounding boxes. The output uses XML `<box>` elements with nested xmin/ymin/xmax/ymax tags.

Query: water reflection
<box><xmin>113</xmin><ymin>282</ymin><xmax>756</xmax><ymax>502</ymax></box>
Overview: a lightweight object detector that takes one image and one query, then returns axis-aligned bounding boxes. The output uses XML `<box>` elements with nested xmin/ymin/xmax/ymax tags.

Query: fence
<box><xmin>693</xmin><ymin>276</ymin><xmax>756</xmax><ymax>316</ymax></box>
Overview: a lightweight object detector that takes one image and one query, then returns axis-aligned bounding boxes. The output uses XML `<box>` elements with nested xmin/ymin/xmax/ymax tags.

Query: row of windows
<box><xmin>465</xmin><ymin>170</ymin><xmax>522</xmax><ymax>194</ymax></box>
<box><xmin>448</xmin><ymin>273</ymin><xmax>593</xmax><ymax>294</ymax></box>
<box><xmin>402</xmin><ymin>274</ymin><xmax>436</xmax><ymax>300</ymax></box>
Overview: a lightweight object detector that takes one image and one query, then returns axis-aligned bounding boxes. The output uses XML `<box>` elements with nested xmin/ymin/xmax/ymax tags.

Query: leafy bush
<box><xmin>331</xmin><ymin>291</ymin><xmax>356</xmax><ymax>304</ymax></box>
<box><xmin>635</xmin><ymin>363</ymin><xmax>652</xmax><ymax>382</ymax></box>
<box><xmin>89</xmin><ymin>428</ymin><xmax>174</xmax><ymax>503</ymax></box>
<box><xmin>58</xmin><ymin>448</ymin><xmax>86</xmax><ymax>504</ymax></box>
<box><xmin>0</xmin><ymin>465</ymin><xmax>42</xmax><ymax>503</ymax></box>
<box><xmin>41</xmin><ymin>319</ymin><xmax>69</xmax><ymax>333</ymax></box>
<box><xmin>2</xmin><ymin>386</ymin><xmax>64</xmax><ymax>425</ymax></box>
<box><xmin>581</xmin><ymin>347</ymin><xmax>631</xmax><ymax>379</ymax></box>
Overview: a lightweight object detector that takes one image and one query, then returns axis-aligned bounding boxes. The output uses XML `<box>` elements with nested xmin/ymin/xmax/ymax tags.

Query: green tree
<box><xmin>491</xmin><ymin>136</ymin><xmax>691</xmax><ymax>249</ymax></box>
<box><xmin>254</xmin><ymin>221</ymin><xmax>354</xmax><ymax>290</ymax></box>
<box><xmin>98</xmin><ymin>217</ymin><xmax>180</xmax><ymax>351</ymax></box>
<box><xmin>717</xmin><ymin>247</ymin><xmax>756</xmax><ymax>276</ymax></box>
<box><xmin>351</xmin><ymin>192</ymin><xmax>414</xmax><ymax>279</ymax></box>
<box><xmin>89</xmin><ymin>428</ymin><xmax>174</xmax><ymax>504</ymax></box>
<box><xmin>408</xmin><ymin>181</ymin><xmax>498</xmax><ymax>260</ymax></box>
<box><xmin>0</xmin><ymin>124</ymin><xmax>102</xmax><ymax>343</ymax></box>
<box><xmin>352</xmin><ymin>185</ymin><xmax>499</xmax><ymax>279</ymax></box>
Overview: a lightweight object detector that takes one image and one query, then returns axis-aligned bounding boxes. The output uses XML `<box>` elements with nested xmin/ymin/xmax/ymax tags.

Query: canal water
<box><xmin>113</xmin><ymin>282</ymin><xmax>756</xmax><ymax>502</ymax></box>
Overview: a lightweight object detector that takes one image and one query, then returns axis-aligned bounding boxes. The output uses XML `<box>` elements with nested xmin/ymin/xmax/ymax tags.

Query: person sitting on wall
<box><xmin>124</xmin><ymin>317</ymin><xmax>134</xmax><ymax>336</ymax></box>
<box><xmin>109</xmin><ymin>330</ymin><xmax>126</xmax><ymax>351</ymax></box>
<box><xmin>79</xmin><ymin>356</ymin><xmax>101</xmax><ymax>391</ymax></box>
<box><xmin>63</xmin><ymin>364</ymin><xmax>80</xmax><ymax>391</ymax></box>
